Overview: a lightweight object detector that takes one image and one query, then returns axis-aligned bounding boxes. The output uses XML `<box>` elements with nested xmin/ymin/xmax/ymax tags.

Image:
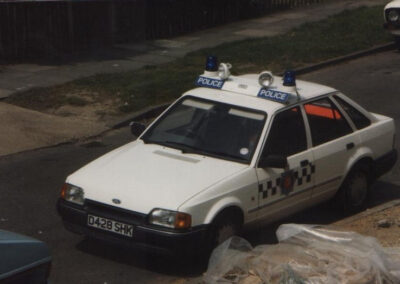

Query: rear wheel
<box><xmin>395</xmin><ymin>36</ymin><xmax>400</xmax><ymax>50</ymax></box>
<box><xmin>335</xmin><ymin>164</ymin><xmax>370</xmax><ymax>214</ymax></box>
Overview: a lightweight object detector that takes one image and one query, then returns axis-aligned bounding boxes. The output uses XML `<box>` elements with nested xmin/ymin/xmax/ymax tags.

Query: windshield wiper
<box><xmin>141</xmin><ymin>137</ymin><xmax>155</xmax><ymax>145</ymax></box>
<box><xmin>146</xmin><ymin>140</ymin><xmax>247</xmax><ymax>162</ymax></box>
<box><xmin>206</xmin><ymin>150</ymin><xmax>247</xmax><ymax>162</ymax></box>
<box><xmin>162</xmin><ymin>141</ymin><xmax>208</xmax><ymax>155</ymax></box>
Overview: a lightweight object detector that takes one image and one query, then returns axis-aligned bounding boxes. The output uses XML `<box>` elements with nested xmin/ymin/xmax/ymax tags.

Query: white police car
<box><xmin>384</xmin><ymin>0</ymin><xmax>400</xmax><ymax>48</ymax></box>
<box><xmin>57</xmin><ymin>56</ymin><xmax>397</xmax><ymax>254</ymax></box>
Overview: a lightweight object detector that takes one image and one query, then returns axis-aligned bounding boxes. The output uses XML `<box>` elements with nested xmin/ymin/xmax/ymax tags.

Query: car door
<box><xmin>254</xmin><ymin>106</ymin><xmax>315</xmax><ymax>223</ymax></box>
<box><xmin>303</xmin><ymin>97</ymin><xmax>359</xmax><ymax>203</ymax></box>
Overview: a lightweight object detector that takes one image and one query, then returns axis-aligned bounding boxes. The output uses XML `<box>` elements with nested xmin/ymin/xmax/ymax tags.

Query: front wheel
<box><xmin>211</xmin><ymin>212</ymin><xmax>242</xmax><ymax>249</ymax></box>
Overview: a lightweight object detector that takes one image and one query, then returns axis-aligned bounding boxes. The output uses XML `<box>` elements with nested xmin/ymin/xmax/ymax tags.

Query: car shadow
<box><xmin>75</xmin><ymin>237</ymin><xmax>207</xmax><ymax>278</ymax></box>
<box><xmin>75</xmin><ymin>180</ymin><xmax>400</xmax><ymax>278</ymax></box>
<box><xmin>247</xmin><ymin>180</ymin><xmax>400</xmax><ymax>246</ymax></box>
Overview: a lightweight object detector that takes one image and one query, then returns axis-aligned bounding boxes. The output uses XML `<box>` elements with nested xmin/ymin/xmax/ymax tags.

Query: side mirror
<box><xmin>258</xmin><ymin>155</ymin><xmax>287</xmax><ymax>169</ymax></box>
<box><xmin>130</xmin><ymin>122</ymin><xmax>146</xmax><ymax>137</ymax></box>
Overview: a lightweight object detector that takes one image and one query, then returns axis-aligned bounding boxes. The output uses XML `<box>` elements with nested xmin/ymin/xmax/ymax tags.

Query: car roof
<box><xmin>184</xmin><ymin>73</ymin><xmax>337</xmax><ymax>115</ymax></box>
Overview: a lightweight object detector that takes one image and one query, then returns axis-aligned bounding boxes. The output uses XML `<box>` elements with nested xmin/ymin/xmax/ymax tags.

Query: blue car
<box><xmin>0</xmin><ymin>230</ymin><xmax>51</xmax><ymax>284</ymax></box>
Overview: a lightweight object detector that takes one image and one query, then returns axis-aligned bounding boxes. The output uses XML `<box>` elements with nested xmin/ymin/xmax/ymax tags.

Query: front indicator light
<box><xmin>149</xmin><ymin>209</ymin><xmax>191</xmax><ymax>229</ymax></box>
<box><xmin>61</xmin><ymin>183</ymin><xmax>85</xmax><ymax>205</ymax></box>
<box><xmin>175</xmin><ymin>212</ymin><xmax>192</xmax><ymax>229</ymax></box>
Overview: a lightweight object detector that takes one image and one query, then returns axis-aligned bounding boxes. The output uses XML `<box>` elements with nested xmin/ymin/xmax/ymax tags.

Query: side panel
<box><xmin>311</xmin><ymin>132</ymin><xmax>360</xmax><ymax>202</ymax></box>
<box><xmin>360</xmin><ymin>117</ymin><xmax>395</xmax><ymax>160</ymax></box>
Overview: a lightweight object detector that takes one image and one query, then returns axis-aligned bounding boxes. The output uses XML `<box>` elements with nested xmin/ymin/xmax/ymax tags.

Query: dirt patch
<box><xmin>337</xmin><ymin>205</ymin><xmax>400</xmax><ymax>247</ymax></box>
<box><xmin>46</xmin><ymin>92</ymin><xmax>122</xmax><ymax>123</ymax></box>
<box><xmin>0</xmin><ymin>102</ymin><xmax>108</xmax><ymax>156</ymax></box>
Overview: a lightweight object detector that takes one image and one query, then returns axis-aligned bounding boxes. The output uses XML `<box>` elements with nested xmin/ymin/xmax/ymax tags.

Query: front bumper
<box><xmin>57</xmin><ymin>198</ymin><xmax>209</xmax><ymax>255</ymax></box>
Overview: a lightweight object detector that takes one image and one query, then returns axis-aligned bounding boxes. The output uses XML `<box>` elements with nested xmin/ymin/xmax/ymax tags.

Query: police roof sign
<box><xmin>196</xmin><ymin>76</ymin><xmax>225</xmax><ymax>89</ymax></box>
<box><xmin>195</xmin><ymin>75</ymin><xmax>290</xmax><ymax>104</ymax></box>
<box><xmin>257</xmin><ymin>88</ymin><xmax>290</xmax><ymax>103</ymax></box>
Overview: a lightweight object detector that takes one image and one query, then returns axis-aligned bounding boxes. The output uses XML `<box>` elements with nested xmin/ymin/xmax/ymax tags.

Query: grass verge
<box><xmin>5</xmin><ymin>5</ymin><xmax>391</xmax><ymax>114</ymax></box>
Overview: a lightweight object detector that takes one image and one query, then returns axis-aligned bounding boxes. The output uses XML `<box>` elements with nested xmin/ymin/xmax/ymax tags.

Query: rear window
<box><xmin>334</xmin><ymin>95</ymin><xmax>371</xmax><ymax>130</ymax></box>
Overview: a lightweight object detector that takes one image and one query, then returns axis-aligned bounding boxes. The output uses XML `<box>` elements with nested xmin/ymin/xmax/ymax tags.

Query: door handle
<box><xmin>300</xmin><ymin>159</ymin><xmax>309</xmax><ymax>167</ymax></box>
<box><xmin>346</xmin><ymin>142</ymin><xmax>355</xmax><ymax>150</ymax></box>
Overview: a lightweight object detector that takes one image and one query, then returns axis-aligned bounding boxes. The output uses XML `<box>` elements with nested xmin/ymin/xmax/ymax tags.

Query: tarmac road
<box><xmin>0</xmin><ymin>50</ymin><xmax>399</xmax><ymax>284</ymax></box>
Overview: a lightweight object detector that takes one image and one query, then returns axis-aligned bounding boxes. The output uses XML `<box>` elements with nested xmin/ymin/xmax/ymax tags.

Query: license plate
<box><xmin>87</xmin><ymin>214</ymin><xmax>134</xmax><ymax>237</ymax></box>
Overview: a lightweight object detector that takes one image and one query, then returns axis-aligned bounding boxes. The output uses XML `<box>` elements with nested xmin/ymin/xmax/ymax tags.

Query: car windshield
<box><xmin>141</xmin><ymin>97</ymin><xmax>267</xmax><ymax>163</ymax></box>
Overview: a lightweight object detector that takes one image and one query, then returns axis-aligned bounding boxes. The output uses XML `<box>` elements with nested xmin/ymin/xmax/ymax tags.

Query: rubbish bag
<box><xmin>203</xmin><ymin>224</ymin><xmax>400</xmax><ymax>284</ymax></box>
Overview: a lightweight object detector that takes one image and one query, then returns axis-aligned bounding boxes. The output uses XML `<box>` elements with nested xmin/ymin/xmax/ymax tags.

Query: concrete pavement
<box><xmin>0</xmin><ymin>0</ymin><xmax>388</xmax><ymax>156</ymax></box>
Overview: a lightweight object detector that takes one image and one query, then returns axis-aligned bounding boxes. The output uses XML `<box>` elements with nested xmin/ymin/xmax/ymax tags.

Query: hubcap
<box><xmin>217</xmin><ymin>224</ymin><xmax>235</xmax><ymax>245</ymax></box>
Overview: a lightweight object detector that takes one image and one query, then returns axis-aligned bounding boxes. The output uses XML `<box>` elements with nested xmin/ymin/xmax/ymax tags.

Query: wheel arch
<box><xmin>342</xmin><ymin>149</ymin><xmax>374</xmax><ymax>187</ymax></box>
<box><xmin>333</xmin><ymin>154</ymin><xmax>373</xmax><ymax>214</ymax></box>
<box><xmin>204</xmin><ymin>197</ymin><xmax>245</xmax><ymax>226</ymax></box>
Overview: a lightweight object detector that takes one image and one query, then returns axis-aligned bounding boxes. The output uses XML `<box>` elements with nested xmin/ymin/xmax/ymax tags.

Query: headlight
<box><xmin>61</xmin><ymin>183</ymin><xmax>84</xmax><ymax>205</ymax></box>
<box><xmin>388</xmin><ymin>10</ymin><xmax>399</xmax><ymax>23</ymax></box>
<box><xmin>148</xmin><ymin>208</ymin><xmax>191</xmax><ymax>229</ymax></box>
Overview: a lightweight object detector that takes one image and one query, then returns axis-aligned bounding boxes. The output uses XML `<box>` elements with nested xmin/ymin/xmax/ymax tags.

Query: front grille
<box><xmin>84</xmin><ymin>199</ymin><xmax>147</xmax><ymax>226</ymax></box>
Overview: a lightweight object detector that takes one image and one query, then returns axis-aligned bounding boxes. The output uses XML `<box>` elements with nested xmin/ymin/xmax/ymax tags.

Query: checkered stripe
<box><xmin>259</xmin><ymin>177</ymin><xmax>281</xmax><ymax>199</ymax></box>
<box><xmin>259</xmin><ymin>163</ymin><xmax>316</xmax><ymax>199</ymax></box>
<box><xmin>294</xmin><ymin>163</ymin><xmax>315</xmax><ymax>186</ymax></box>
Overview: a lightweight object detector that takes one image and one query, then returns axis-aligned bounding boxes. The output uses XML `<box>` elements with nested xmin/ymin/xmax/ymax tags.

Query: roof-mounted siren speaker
<box><xmin>218</xmin><ymin>63</ymin><xmax>232</xmax><ymax>80</ymax></box>
<box><xmin>204</xmin><ymin>55</ymin><xmax>219</xmax><ymax>77</ymax></box>
<box><xmin>258</xmin><ymin>71</ymin><xmax>274</xmax><ymax>88</ymax></box>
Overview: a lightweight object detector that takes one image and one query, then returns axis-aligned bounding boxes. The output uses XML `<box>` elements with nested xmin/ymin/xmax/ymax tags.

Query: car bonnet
<box><xmin>67</xmin><ymin>140</ymin><xmax>248</xmax><ymax>214</ymax></box>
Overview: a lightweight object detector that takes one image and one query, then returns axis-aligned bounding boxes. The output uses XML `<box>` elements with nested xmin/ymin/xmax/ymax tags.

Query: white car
<box><xmin>384</xmin><ymin>0</ymin><xmax>400</xmax><ymax>47</ymax></box>
<box><xmin>57</xmin><ymin>56</ymin><xmax>397</xmax><ymax>255</ymax></box>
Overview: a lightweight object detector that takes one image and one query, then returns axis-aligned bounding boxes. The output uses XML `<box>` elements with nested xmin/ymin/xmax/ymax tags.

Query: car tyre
<box><xmin>185</xmin><ymin>212</ymin><xmax>242</xmax><ymax>266</ymax></box>
<box><xmin>211</xmin><ymin>211</ymin><xmax>242</xmax><ymax>248</ymax></box>
<box><xmin>335</xmin><ymin>164</ymin><xmax>370</xmax><ymax>214</ymax></box>
<box><xmin>395</xmin><ymin>36</ymin><xmax>400</xmax><ymax>51</ymax></box>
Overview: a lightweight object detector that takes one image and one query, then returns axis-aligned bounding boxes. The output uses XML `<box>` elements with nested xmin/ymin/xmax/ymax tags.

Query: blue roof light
<box><xmin>283</xmin><ymin>70</ymin><xmax>296</xmax><ymax>87</ymax></box>
<box><xmin>205</xmin><ymin>55</ymin><xmax>218</xmax><ymax>72</ymax></box>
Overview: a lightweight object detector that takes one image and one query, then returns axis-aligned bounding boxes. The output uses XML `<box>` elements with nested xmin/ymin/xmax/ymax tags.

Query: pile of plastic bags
<box><xmin>204</xmin><ymin>224</ymin><xmax>400</xmax><ymax>283</ymax></box>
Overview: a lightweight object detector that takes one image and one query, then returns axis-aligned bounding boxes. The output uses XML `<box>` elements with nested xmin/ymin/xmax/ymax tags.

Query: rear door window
<box><xmin>333</xmin><ymin>95</ymin><xmax>371</xmax><ymax>130</ymax></box>
<box><xmin>304</xmin><ymin>98</ymin><xmax>353</xmax><ymax>147</ymax></box>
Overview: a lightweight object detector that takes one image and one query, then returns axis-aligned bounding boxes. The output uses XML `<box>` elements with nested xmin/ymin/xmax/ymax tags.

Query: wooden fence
<box><xmin>146</xmin><ymin>0</ymin><xmax>324</xmax><ymax>38</ymax></box>
<box><xmin>0</xmin><ymin>0</ymin><xmax>323</xmax><ymax>60</ymax></box>
<box><xmin>0</xmin><ymin>0</ymin><xmax>145</xmax><ymax>59</ymax></box>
